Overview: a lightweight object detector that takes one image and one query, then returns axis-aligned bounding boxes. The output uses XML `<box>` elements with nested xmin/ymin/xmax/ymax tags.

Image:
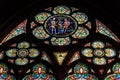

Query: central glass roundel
<box><xmin>44</xmin><ymin>15</ymin><xmax>77</xmax><ymax>37</ymax></box>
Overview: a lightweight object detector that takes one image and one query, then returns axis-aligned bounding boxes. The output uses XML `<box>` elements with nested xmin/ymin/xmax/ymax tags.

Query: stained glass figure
<box><xmin>41</xmin><ymin>51</ymin><xmax>52</xmax><ymax>64</ymax></box>
<box><xmin>0</xmin><ymin>63</ymin><xmax>16</xmax><ymax>80</ymax></box>
<box><xmin>68</xmin><ymin>51</ymin><xmax>80</xmax><ymax>65</ymax></box>
<box><xmin>72</xmin><ymin>27</ymin><xmax>89</xmax><ymax>39</ymax></box>
<box><xmin>23</xmin><ymin>63</ymin><xmax>56</xmax><ymax>80</ymax></box>
<box><xmin>105</xmin><ymin>62</ymin><xmax>120</xmax><ymax>80</ymax></box>
<box><xmin>53</xmin><ymin>6</ymin><xmax>71</xmax><ymax>14</ymax></box>
<box><xmin>33</xmin><ymin>26</ymin><xmax>50</xmax><ymax>39</ymax></box>
<box><xmin>0</xmin><ymin>20</ymin><xmax>27</xmax><ymax>45</ymax></box>
<box><xmin>65</xmin><ymin>63</ymin><xmax>98</xmax><ymax>80</ymax></box>
<box><xmin>53</xmin><ymin>52</ymin><xmax>68</xmax><ymax>65</ymax></box>
<box><xmin>72</xmin><ymin>12</ymin><xmax>88</xmax><ymax>24</ymax></box>
<box><xmin>96</xmin><ymin>19</ymin><xmax>120</xmax><ymax>43</ymax></box>
<box><xmin>51</xmin><ymin>37</ymin><xmax>71</xmax><ymax>46</ymax></box>
<box><xmin>44</xmin><ymin>15</ymin><xmax>77</xmax><ymax>37</ymax></box>
<box><xmin>92</xmin><ymin>41</ymin><xmax>105</xmax><ymax>48</ymax></box>
<box><xmin>35</xmin><ymin>12</ymin><xmax>51</xmax><ymax>24</ymax></box>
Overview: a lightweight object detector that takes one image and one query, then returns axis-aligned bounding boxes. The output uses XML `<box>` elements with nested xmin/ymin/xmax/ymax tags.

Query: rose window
<box><xmin>32</xmin><ymin>5</ymin><xmax>90</xmax><ymax>46</ymax></box>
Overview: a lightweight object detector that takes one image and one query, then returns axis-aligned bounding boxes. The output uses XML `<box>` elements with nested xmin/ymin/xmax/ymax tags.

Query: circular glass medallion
<box><xmin>17</xmin><ymin>49</ymin><xmax>28</xmax><ymax>57</ymax></box>
<box><xmin>44</xmin><ymin>15</ymin><xmax>77</xmax><ymax>37</ymax></box>
<box><xmin>94</xmin><ymin>49</ymin><xmax>104</xmax><ymax>57</ymax></box>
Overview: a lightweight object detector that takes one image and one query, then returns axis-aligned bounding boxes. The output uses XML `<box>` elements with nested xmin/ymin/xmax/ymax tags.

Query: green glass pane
<box><xmin>72</xmin><ymin>12</ymin><xmax>88</xmax><ymax>24</ymax></box>
<box><xmin>53</xmin><ymin>6</ymin><xmax>71</xmax><ymax>14</ymax></box>
<box><xmin>51</xmin><ymin>37</ymin><xmax>71</xmax><ymax>46</ymax></box>
<box><xmin>35</xmin><ymin>12</ymin><xmax>51</xmax><ymax>24</ymax></box>
<box><xmin>33</xmin><ymin>26</ymin><xmax>50</xmax><ymax>39</ymax></box>
<box><xmin>72</xmin><ymin>27</ymin><xmax>89</xmax><ymax>39</ymax></box>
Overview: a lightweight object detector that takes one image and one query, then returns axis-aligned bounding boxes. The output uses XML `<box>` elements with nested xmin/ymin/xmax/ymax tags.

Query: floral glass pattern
<box><xmin>5</xmin><ymin>41</ymin><xmax>40</xmax><ymax>65</ymax></box>
<box><xmin>81</xmin><ymin>41</ymin><xmax>116</xmax><ymax>65</ymax></box>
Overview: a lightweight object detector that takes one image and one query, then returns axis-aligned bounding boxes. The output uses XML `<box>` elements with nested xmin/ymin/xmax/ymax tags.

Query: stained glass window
<box><xmin>0</xmin><ymin>3</ymin><xmax>120</xmax><ymax>80</ymax></box>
